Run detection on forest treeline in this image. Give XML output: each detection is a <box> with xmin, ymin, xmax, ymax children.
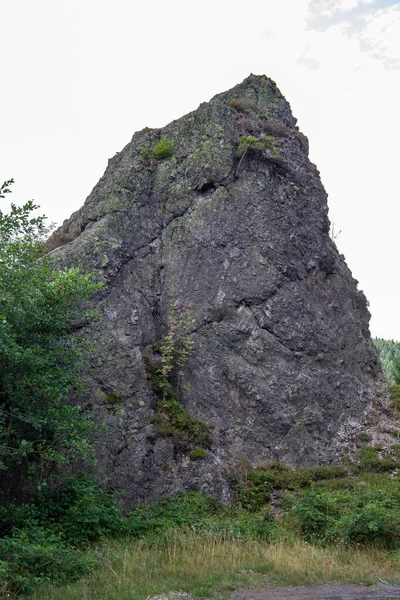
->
<box><xmin>374</xmin><ymin>337</ymin><xmax>400</xmax><ymax>383</ymax></box>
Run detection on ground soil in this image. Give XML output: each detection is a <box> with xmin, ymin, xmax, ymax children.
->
<box><xmin>228</xmin><ymin>582</ymin><xmax>400</xmax><ymax>600</ymax></box>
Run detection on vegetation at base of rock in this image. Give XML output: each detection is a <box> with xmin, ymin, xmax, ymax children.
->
<box><xmin>230</xmin><ymin>447</ymin><xmax>400</xmax><ymax>512</ymax></box>
<box><xmin>0</xmin><ymin>474</ymin><xmax>124</xmax><ymax>595</ymax></box>
<box><xmin>236</xmin><ymin>135</ymin><xmax>280</xmax><ymax>158</ymax></box>
<box><xmin>189</xmin><ymin>447</ymin><xmax>208</xmax><ymax>460</ymax></box>
<box><xmin>0</xmin><ymin>526</ymin><xmax>96</xmax><ymax>595</ymax></box>
<box><xmin>0</xmin><ymin>180</ymin><xmax>102</xmax><ymax>483</ymax></box>
<box><xmin>153</xmin><ymin>136</ymin><xmax>174</xmax><ymax>159</ymax></box>
<box><xmin>31</xmin><ymin>537</ymin><xmax>400</xmax><ymax>600</ymax></box>
<box><xmin>374</xmin><ymin>337</ymin><xmax>400</xmax><ymax>383</ymax></box>
<box><xmin>2</xmin><ymin>454</ymin><xmax>400</xmax><ymax>596</ymax></box>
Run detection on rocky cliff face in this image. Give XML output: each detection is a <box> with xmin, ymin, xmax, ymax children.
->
<box><xmin>49</xmin><ymin>74</ymin><xmax>384</xmax><ymax>505</ymax></box>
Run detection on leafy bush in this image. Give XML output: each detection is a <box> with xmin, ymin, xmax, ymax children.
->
<box><xmin>231</xmin><ymin>462</ymin><xmax>348</xmax><ymax>511</ymax></box>
<box><xmin>140</xmin><ymin>147</ymin><xmax>151</xmax><ymax>160</ymax></box>
<box><xmin>356</xmin><ymin>446</ymin><xmax>400</xmax><ymax>473</ymax></box>
<box><xmin>33</xmin><ymin>474</ymin><xmax>125</xmax><ymax>547</ymax></box>
<box><xmin>0</xmin><ymin>475</ymin><xmax>125</xmax><ymax>546</ymax></box>
<box><xmin>125</xmin><ymin>492</ymin><xmax>276</xmax><ymax>542</ymax></box>
<box><xmin>289</xmin><ymin>486</ymin><xmax>400</xmax><ymax>548</ymax></box>
<box><xmin>153</xmin><ymin>136</ymin><xmax>174</xmax><ymax>160</ymax></box>
<box><xmin>0</xmin><ymin>475</ymin><xmax>124</xmax><ymax>593</ymax></box>
<box><xmin>125</xmin><ymin>492</ymin><xmax>221</xmax><ymax>538</ymax></box>
<box><xmin>0</xmin><ymin>526</ymin><xmax>96</xmax><ymax>595</ymax></box>
<box><xmin>0</xmin><ymin>180</ymin><xmax>102</xmax><ymax>481</ymax></box>
<box><xmin>236</xmin><ymin>135</ymin><xmax>280</xmax><ymax>158</ymax></box>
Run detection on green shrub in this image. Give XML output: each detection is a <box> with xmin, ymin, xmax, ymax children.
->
<box><xmin>140</xmin><ymin>147</ymin><xmax>151</xmax><ymax>160</ymax></box>
<box><xmin>125</xmin><ymin>492</ymin><xmax>221</xmax><ymax>538</ymax></box>
<box><xmin>153</xmin><ymin>136</ymin><xmax>174</xmax><ymax>160</ymax></box>
<box><xmin>189</xmin><ymin>447</ymin><xmax>208</xmax><ymax>460</ymax></box>
<box><xmin>289</xmin><ymin>486</ymin><xmax>400</xmax><ymax>548</ymax></box>
<box><xmin>0</xmin><ymin>526</ymin><xmax>96</xmax><ymax>595</ymax></box>
<box><xmin>357</xmin><ymin>446</ymin><xmax>400</xmax><ymax>473</ymax></box>
<box><xmin>236</xmin><ymin>135</ymin><xmax>280</xmax><ymax>158</ymax></box>
<box><xmin>153</xmin><ymin>398</ymin><xmax>213</xmax><ymax>448</ymax></box>
<box><xmin>231</xmin><ymin>463</ymin><xmax>349</xmax><ymax>511</ymax></box>
<box><xmin>124</xmin><ymin>492</ymin><xmax>276</xmax><ymax>542</ymax></box>
<box><xmin>35</xmin><ymin>474</ymin><xmax>125</xmax><ymax>547</ymax></box>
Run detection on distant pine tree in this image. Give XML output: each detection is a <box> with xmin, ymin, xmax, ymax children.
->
<box><xmin>374</xmin><ymin>338</ymin><xmax>400</xmax><ymax>383</ymax></box>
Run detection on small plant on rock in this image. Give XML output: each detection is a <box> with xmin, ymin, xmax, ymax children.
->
<box><xmin>236</xmin><ymin>135</ymin><xmax>280</xmax><ymax>158</ymax></box>
<box><xmin>144</xmin><ymin>297</ymin><xmax>212</xmax><ymax>450</ymax></box>
<box><xmin>153</xmin><ymin>136</ymin><xmax>174</xmax><ymax>160</ymax></box>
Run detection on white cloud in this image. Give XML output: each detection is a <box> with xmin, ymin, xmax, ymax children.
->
<box><xmin>335</xmin><ymin>0</ymin><xmax>374</xmax><ymax>11</ymax></box>
<box><xmin>360</xmin><ymin>5</ymin><xmax>400</xmax><ymax>66</ymax></box>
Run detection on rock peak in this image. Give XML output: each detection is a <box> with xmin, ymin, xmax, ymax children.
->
<box><xmin>48</xmin><ymin>77</ymin><xmax>384</xmax><ymax>506</ymax></box>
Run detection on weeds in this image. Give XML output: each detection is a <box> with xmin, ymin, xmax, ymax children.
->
<box><xmin>32</xmin><ymin>535</ymin><xmax>400</xmax><ymax>600</ymax></box>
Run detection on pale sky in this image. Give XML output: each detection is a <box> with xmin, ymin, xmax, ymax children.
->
<box><xmin>1</xmin><ymin>0</ymin><xmax>399</xmax><ymax>339</ymax></box>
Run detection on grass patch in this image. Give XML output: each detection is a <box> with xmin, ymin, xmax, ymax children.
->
<box><xmin>32</xmin><ymin>535</ymin><xmax>400</xmax><ymax>600</ymax></box>
<box><xmin>3</xmin><ymin>453</ymin><xmax>400</xmax><ymax>596</ymax></box>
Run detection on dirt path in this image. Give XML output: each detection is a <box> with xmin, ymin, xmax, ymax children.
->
<box><xmin>228</xmin><ymin>582</ymin><xmax>400</xmax><ymax>600</ymax></box>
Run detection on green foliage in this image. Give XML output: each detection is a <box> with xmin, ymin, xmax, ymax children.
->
<box><xmin>0</xmin><ymin>181</ymin><xmax>102</xmax><ymax>477</ymax></box>
<box><xmin>391</xmin><ymin>385</ymin><xmax>400</xmax><ymax>412</ymax></box>
<box><xmin>0</xmin><ymin>474</ymin><xmax>125</xmax><ymax>545</ymax></box>
<box><xmin>151</xmin><ymin>398</ymin><xmax>212</xmax><ymax>447</ymax></box>
<box><xmin>0</xmin><ymin>474</ymin><xmax>123</xmax><ymax>594</ymax></box>
<box><xmin>231</xmin><ymin>461</ymin><xmax>349</xmax><ymax>511</ymax></box>
<box><xmin>189</xmin><ymin>447</ymin><xmax>208</xmax><ymax>460</ymax></box>
<box><xmin>0</xmin><ymin>526</ymin><xmax>96</xmax><ymax>595</ymax></box>
<box><xmin>125</xmin><ymin>491</ymin><xmax>276</xmax><ymax>542</ymax></box>
<box><xmin>236</xmin><ymin>135</ymin><xmax>280</xmax><ymax>158</ymax></box>
<box><xmin>392</xmin><ymin>357</ymin><xmax>400</xmax><ymax>385</ymax></box>
<box><xmin>125</xmin><ymin>492</ymin><xmax>220</xmax><ymax>538</ymax></box>
<box><xmin>153</xmin><ymin>136</ymin><xmax>174</xmax><ymax>160</ymax></box>
<box><xmin>140</xmin><ymin>147</ymin><xmax>151</xmax><ymax>160</ymax></box>
<box><xmin>374</xmin><ymin>337</ymin><xmax>400</xmax><ymax>383</ymax></box>
<box><xmin>35</xmin><ymin>474</ymin><xmax>125</xmax><ymax>547</ymax></box>
<box><xmin>144</xmin><ymin>298</ymin><xmax>212</xmax><ymax>450</ymax></box>
<box><xmin>356</xmin><ymin>446</ymin><xmax>400</xmax><ymax>473</ymax></box>
<box><xmin>288</xmin><ymin>484</ymin><xmax>400</xmax><ymax>548</ymax></box>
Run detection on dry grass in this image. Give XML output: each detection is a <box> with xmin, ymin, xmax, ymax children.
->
<box><xmin>32</xmin><ymin>531</ymin><xmax>400</xmax><ymax>600</ymax></box>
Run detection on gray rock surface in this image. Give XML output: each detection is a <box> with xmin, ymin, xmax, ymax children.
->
<box><xmin>48</xmin><ymin>74</ymin><xmax>386</xmax><ymax>506</ymax></box>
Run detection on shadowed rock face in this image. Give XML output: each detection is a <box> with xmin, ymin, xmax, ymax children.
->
<box><xmin>49</xmin><ymin>74</ymin><xmax>384</xmax><ymax>505</ymax></box>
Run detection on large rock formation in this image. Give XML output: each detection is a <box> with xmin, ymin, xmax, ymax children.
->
<box><xmin>49</xmin><ymin>74</ymin><xmax>384</xmax><ymax>506</ymax></box>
